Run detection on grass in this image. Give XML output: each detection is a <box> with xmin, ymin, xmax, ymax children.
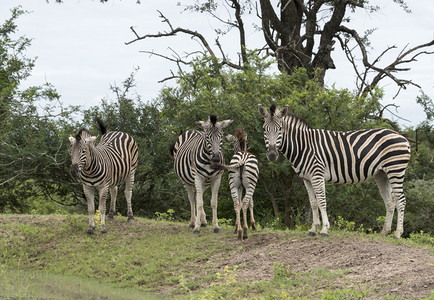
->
<box><xmin>0</xmin><ymin>214</ymin><xmax>432</xmax><ymax>299</ymax></box>
<box><xmin>0</xmin><ymin>268</ymin><xmax>158</xmax><ymax>300</ymax></box>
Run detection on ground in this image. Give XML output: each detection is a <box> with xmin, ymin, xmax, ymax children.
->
<box><xmin>1</xmin><ymin>215</ymin><xmax>433</xmax><ymax>299</ymax></box>
<box><xmin>210</xmin><ymin>231</ymin><xmax>434</xmax><ymax>299</ymax></box>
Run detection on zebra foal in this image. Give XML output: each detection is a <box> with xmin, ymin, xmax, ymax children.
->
<box><xmin>69</xmin><ymin>120</ymin><xmax>138</xmax><ymax>234</ymax></box>
<box><xmin>170</xmin><ymin>115</ymin><xmax>233</xmax><ymax>234</ymax></box>
<box><xmin>258</xmin><ymin>104</ymin><xmax>411</xmax><ymax>238</ymax></box>
<box><xmin>213</xmin><ymin>128</ymin><xmax>259</xmax><ymax>240</ymax></box>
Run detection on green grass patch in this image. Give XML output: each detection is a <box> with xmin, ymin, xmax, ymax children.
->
<box><xmin>0</xmin><ymin>268</ymin><xmax>161</xmax><ymax>299</ymax></box>
<box><xmin>0</xmin><ymin>214</ymin><xmax>432</xmax><ymax>299</ymax></box>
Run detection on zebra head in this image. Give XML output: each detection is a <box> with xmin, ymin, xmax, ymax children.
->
<box><xmin>68</xmin><ymin>128</ymin><xmax>93</xmax><ymax>179</ymax></box>
<box><xmin>225</xmin><ymin>128</ymin><xmax>247</xmax><ymax>153</ymax></box>
<box><xmin>196</xmin><ymin>115</ymin><xmax>233</xmax><ymax>164</ymax></box>
<box><xmin>258</xmin><ymin>104</ymin><xmax>288</xmax><ymax>161</ymax></box>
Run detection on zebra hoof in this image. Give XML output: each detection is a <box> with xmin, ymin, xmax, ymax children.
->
<box><xmin>87</xmin><ymin>228</ymin><xmax>94</xmax><ymax>235</ymax></box>
<box><xmin>189</xmin><ymin>224</ymin><xmax>195</xmax><ymax>229</ymax></box>
<box><xmin>243</xmin><ymin>235</ymin><xmax>248</xmax><ymax>240</ymax></box>
<box><xmin>107</xmin><ymin>216</ymin><xmax>114</xmax><ymax>221</ymax></box>
<box><xmin>201</xmin><ymin>223</ymin><xmax>207</xmax><ymax>228</ymax></box>
<box><xmin>214</xmin><ymin>228</ymin><xmax>221</xmax><ymax>234</ymax></box>
<box><xmin>127</xmin><ymin>218</ymin><xmax>135</xmax><ymax>223</ymax></box>
<box><xmin>308</xmin><ymin>231</ymin><xmax>316</xmax><ymax>236</ymax></box>
<box><xmin>192</xmin><ymin>230</ymin><xmax>200</xmax><ymax>235</ymax></box>
<box><xmin>320</xmin><ymin>232</ymin><xmax>329</xmax><ymax>237</ymax></box>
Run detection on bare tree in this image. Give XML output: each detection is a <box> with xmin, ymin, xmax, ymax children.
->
<box><xmin>126</xmin><ymin>0</ymin><xmax>433</xmax><ymax>98</ymax></box>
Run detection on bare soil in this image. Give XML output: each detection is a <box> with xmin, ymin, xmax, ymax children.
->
<box><xmin>1</xmin><ymin>215</ymin><xmax>433</xmax><ymax>299</ymax></box>
<box><xmin>210</xmin><ymin>231</ymin><xmax>434</xmax><ymax>299</ymax></box>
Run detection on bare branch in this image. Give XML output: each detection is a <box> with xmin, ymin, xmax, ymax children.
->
<box><xmin>126</xmin><ymin>11</ymin><xmax>216</xmax><ymax>58</ymax></box>
<box><xmin>215</xmin><ymin>38</ymin><xmax>243</xmax><ymax>70</ymax></box>
<box><xmin>339</xmin><ymin>25</ymin><xmax>434</xmax><ymax>97</ymax></box>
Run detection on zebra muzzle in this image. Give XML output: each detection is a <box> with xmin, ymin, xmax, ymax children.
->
<box><xmin>267</xmin><ymin>146</ymin><xmax>278</xmax><ymax>162</ymax></box>
<box><xmin>70</xmin><ymin>164</ymin><xmax>80</xmax><ymax>178</ymax></box>
<box><xmin>211</xmin><ymin>154</ymin><xmax>221</xmax><ymax>164</ymax></box>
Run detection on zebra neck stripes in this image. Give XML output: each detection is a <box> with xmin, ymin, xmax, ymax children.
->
<box><xmin>69</xmin><ymin>125</ymin><xmax>138</xmax><ymax>234</ymax></box>
<box><xmin>259</xmin><ymin>103</ymin><xmax>410</xmax><ymax>238</ymax></box>
<box><xmin>172</xmin><ymin>115</ymin><xmax>233</xmax><ymax>234</ymax></box>
<box><xmin>279</xmin><ymin>118</ymin><xmax>410</xmax><ymax>185</ymax></box>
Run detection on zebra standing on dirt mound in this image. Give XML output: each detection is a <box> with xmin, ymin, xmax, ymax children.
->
<box><xmin>69</xmin><ymin>119</ymin><xmax>139</xmax><ymax>234</ymax></box>
<box><xmin>213</xmin><ymin>128</ymin><xmax>259</xmax><ymax>240</ymax></box>
<box><xmin>258</xmin><ymin>104</ymin><xmax>411</xmax><ymax>238</ymax></box>
<box><xmin>170</xmin><ymin>115</ymin><xmax>233</xmax><ymax>234</ymax></box>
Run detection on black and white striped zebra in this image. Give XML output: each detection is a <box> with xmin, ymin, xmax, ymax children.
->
<box><xmin>258</xmin><ymin>104</ymin><xmax>411</xmax><ymax>238</ymax></box>
<box><xmin>214</xmin><ymin>128</ymin><xmax>259</xmax><ymax>240</ymax></box>
<box><xmin>170</xmin><ymin>115</ymin><xmax>233</xmax><ymax>234</ymax></box>
<box><xmin>69</xmin><ymin>120</ymin><xmax>139</xmax><ymax>234</ymax></box>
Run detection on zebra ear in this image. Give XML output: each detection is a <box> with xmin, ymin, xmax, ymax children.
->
<box><xmin>69</xmin><ymin>136</ymin><xmax>76</xmax><ymax>145</ymax></box>
<box><xmin>225</xmin><ymin>133</ymin><xmax>235</xmax><ymax>142</ymax></box>
<box><xmin>84</xmin><ymin>136</ymin><xmax>97</xmax><ymax>145</ymax></box>
<box><xmin>195</xmin><ymin>120</ymin><xmax>206</xmax><ymax>129</ymax></box>
<box><xmin>279</xmin><ymin>105</ymin><xmax>289</xmax><ymax>117</ymax></box>
<box><xmin>217</xmin><ymin>119</ymin><xmax>233</xmax><ymax>129</ymax></box>
<box><xmin>258</xmin><ymin>104</ymin><xmax>269</xmax><ymax>118</ymax></box>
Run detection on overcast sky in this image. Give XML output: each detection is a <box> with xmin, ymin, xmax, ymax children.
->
<box><xmin>1</xmin><ymin>0</ymin><xmax>433</xmax><ymax>127</ymax></box>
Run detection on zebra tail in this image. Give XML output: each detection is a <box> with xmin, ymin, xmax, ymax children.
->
<box><xmin>96</xmin><ymin>118</ymin><xmax>107</xmax><ymax>135</ymax></box>
<box><xmin>213</xmin><ymin>161</ymin><xmax>245</xmax><ymax>171</ymax></box>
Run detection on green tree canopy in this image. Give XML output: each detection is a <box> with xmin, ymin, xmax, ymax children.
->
<box><xmin>0</xmin><ymin>8</ymin><xmax>80</xmax><ymax>213</ymax></box>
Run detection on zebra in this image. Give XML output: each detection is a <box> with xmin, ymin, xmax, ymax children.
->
<box><xmin>258</xmin><ymin>104</ymin><xmax>411</xmax><ymax>238</ymax></box>
<box><xmin>69</xmin><ymin>119</ymin><xmax>139</xmax><ymax>234</ymax></box>
<box><xmin>170</xmin><ymin>115</ymin><xmax>233</xmax><ymax>234</ymax></box>
<box><xmin>213</xmin><ymin>128</ymin><xmax>259</xmax><ymax>240</ymax></box>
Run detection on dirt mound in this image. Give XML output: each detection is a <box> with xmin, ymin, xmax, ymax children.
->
<box><xmin>210</xmin><ymin>232</ymin><xmax>434</xmax><ymax>299</ymax></box>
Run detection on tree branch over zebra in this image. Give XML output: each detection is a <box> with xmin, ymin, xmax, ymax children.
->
<box><xmin>69</xmin><ymin>119</ymin><xmax>139</xmax><ymax>234</ymax></box>
<box><xmin>212</xmin><ymin>128</ymin><xmax>259</xmax><ymax>240</ymax></box>
<box><xmin>170</xmin><ymin>115</ymin><xmax>233</xmax><ymax>234</ymax></box>
<box><xmin>258</xmin><ymin>104</ymin><xmax>411</xmax><ymax>238</ymax></box>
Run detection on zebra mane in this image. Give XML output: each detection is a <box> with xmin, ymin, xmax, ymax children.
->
<box><xmin>234</xmin><ymin>128</ymin><xmax>246</xmax><ymax>151</ymax></box>
<box><xmin>269</xmin><ymin>104</ymin><xmax>309</xmax><ymax>127</ymax></box>
<box><xmin>269</xmin><ymin>104</ymin><xmax>277</xmax><ymax>116</ymax></box>
<box><xmin>96</xmin><ymin>118</ymin><xmax>107</xmax><ymax>135</ymax></box>
<box><xmin>210</xmin><ymin>115</ymin><xmax>217</xmax><ymax>126</ymax></box>
<box><xmin>75</xmin><ymin>128</ymin><xmax>91</xmax><ymax>143</ymax></box>
<box><xmin>287</xmin><ymin>112</ymin><xmax>309</xmax><ymax>128</ymax></box>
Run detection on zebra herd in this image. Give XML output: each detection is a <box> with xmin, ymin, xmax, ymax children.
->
<box><xmin>69</xmin><ymin>119</ymin><xmax>138</xmax><ymax>234</ymax></box>
<box><xmin>69</xmin><ymin>104</ymin><xmax>411</xmax><ymax>239</ymax></box>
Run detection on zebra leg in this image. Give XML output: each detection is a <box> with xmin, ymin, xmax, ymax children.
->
<box><xmin>193</xmin><ymin>179</ymin><xmax>206</xmax><ymax>234</ymax></box>
<box><xmin>312</xmin><ymin>178</ymin><xmax>329</xmax><ymax>237</ymax></box>
<box><xmin>108</xmin><ymin>186</ymin><xmax>118</xmax><ymax>220</ymax></box>
<box><xmin>303</xmin><ymin>180</ymin><xmax>321</xmax><ymax>236</ymax></box>
<box><xmin>184</xmin><ymin>184</ymin><xmax>197</xmax><ymax>229</ymax></box>
<box><xmin>98</xmin><ymin>186</ymin><xmax>109</xmax><ymax>234</ymax></box>
<box><xmin>83</xmin><ymin>185</ymin><xmax>96</xmax><ymax>234</ymax></box>
<box><xmin>200</xmin><ymin>184</ymin><xmax>208</xmax><ymax>227</ymax></box>
<box><xmin>231</xmin><ymin>184</ymin><xmax>242</xmax><ymax>239</ymax></box>
<box><xmin>233</xmin><ymin>186</ymin><xmax>243</xmax><ymax>235</ymax></box>
<box><xmin>233</xmin><ymin>196</ymin><xmax>242</xmax><ymax>239</ymax></box>
<box><xmin>374</xmin><ymin>172</ymin><xmax>394</xmax><ymax>236</ymax></box>
<box><xmin>245</xmin><ymin>185</ymin><xmax>256</xmax><ymax>230</ymax></box>
<box><xmin>242</xmin><ymin>197</ymin><xmax>249</xmax><ymax>240</ymax></box>
<box><xmin>249</xmin><ymin>199</ymin><xmax>256</xmax><ymax>231</ymax></box>
<box><xmin>210</xmin><ymin>176</ymin><xmax>222</xmax><ymax>233</ymax></box>
<box><xmin>391</xmin><ymin>180</ymin><xmax>407</xmax><ymax>239</ymax></box>
<box><xmin>125</xmin><ymin>172</ymin><xmax>135</xmax><ymax>223</ymax></box>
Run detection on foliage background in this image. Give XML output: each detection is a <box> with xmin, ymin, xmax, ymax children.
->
<box><xmin>1</xmin><ymin>8</ymin><xmax>433</xmax><ymax>237</ymax></box>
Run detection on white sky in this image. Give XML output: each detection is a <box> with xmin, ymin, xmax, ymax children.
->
<box><xmin>1</xmin><ymin>0</ymin><xmax>433</xmax><ymax>127</ymax></box>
